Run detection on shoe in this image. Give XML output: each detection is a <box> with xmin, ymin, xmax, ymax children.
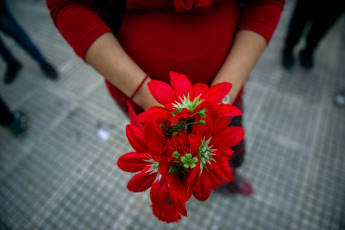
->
<box><xmin>282</xmin><ymin>47</ymin><xmax>294</xmax><ymax>69</ymax></box>
<box><xmin>334</xmin><ymin>91</ymin><xmax>345</xmax><ymax>108</ymax></box>
<box><xmin>3</xmin><ymin>60</ymin><xmax>22</xmax><ymax>84</ymax></box>
<box><xmin>299</xmin><ymin>48</ymin><xmax>314</xmax><ymax>69</ymax></box>
<box><xmin>5</xmin><ymin>111</ymin><xmax>28</xmax><ymax>136</ymax></box>
<box><xmin>39</xmin><ymin>61</ymin><xmax>58</xmax><ymax>80</ymax></box>
<box><xmin>222</xmin><ymin>174</ymin><xmax>253</xmax><ymax>196</ymax></box>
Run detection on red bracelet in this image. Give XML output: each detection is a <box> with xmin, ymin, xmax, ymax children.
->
<box><xmin>130</xmin><ymin>73</ymin><xmax>150</xmax><ymax>100</ymax></box>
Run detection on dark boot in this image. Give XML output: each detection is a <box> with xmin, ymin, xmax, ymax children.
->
<box><xmin>299</xmin><ymin>48</ymin><xmax>314</xmax><ymax>69</ymax></box>
<box><xmin>222</xmin><ymin>173</ymin><xmax>253</xmax><ymax>196</ymax></box>
<box><xmin>4</xmin><ymin>111</ymin><xmax>28</xmax><ymax>136</ymax></box>
<box><xmin>217</xmin><ymin>172</ymin><xmax>253</xmax><ymax>196</ymax></box>
<box><xmin>3</xmin><ymin>60</ymin><xmax>22</xmax><ymax>84</ymax></box>
<box><xmin>282</xmin><ymin>47</ymin><xmax>295</xmax><ymax>69</ymax></box>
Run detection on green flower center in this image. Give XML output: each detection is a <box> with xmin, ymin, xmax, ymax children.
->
<box><xmin>180</xmin><ymin>153</ymin><xmax>198</xmax><ymax>169</ymax></box>
<box><xmin>169</xmin><ymin>152</ymin><xmax>198</xmax><ymax>174</ymax></box>
<box><xmin>145</xmin><ymin>157</ymin><xmax>162</xmax><ymax>182</ymax></box>
<box><xmin>172</xmin><ymin>94</ymin><xmax>204</xmax><ymax>112</ymax></box>
<box><xmin>198</xmin><ymin>137</ymin><xmax>215</xmax><ymax>173</ymax></box>
<box><xmin>146</xmin><ymin>158</ymin><xmax>159</xmax><ymax>174</ymax></box>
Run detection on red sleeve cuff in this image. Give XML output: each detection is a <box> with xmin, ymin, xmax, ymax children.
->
<box><xmin>47</xmin><ymin>0</ymin><xmax>111</xmax><ymax>59</ymax></box>
<box><xmin>237</xmin><ymin>0</ymin><xmax>285</xmax><ymax>43</ymax></box>
<box><xmin>76</xmin><ymin>24</ymin><xmax>111</xmax><ymax>59</ymax></box>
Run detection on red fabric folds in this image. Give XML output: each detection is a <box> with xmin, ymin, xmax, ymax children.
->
<box><xmin>172</xmin><ymin>0</ymin><xmax>214</xmax><ymax>12</ymax></box>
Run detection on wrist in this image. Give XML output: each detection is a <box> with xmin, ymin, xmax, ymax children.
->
<box><xmin>132</xmin><ymin>77</ymin><xmax>160</xmax><ymax>110</ymax></box>
<box><xmin>130</xmin><ymin>73</ymin><xmax>150</xmax><ymax>100</ymax></box>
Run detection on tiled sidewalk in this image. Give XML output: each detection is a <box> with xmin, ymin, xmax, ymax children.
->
<box><xmin>0</xmin><ymin>1</ymin><xmax>344</xmax><ymax>230</ymax></box>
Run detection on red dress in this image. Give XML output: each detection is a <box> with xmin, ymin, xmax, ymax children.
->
<box><xmin>47</xmin><ymin>0</ymin><xmax>285</xmax><ymax>107</ymax></box>
<box><xmin>47</xmin><ymin>0</ymin><xmax>285</xmax><ymax>183</ymax></box>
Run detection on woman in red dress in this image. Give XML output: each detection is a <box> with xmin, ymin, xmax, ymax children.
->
<box><xmin>46</xmin><ymin>0</ymin><xmax>285</xmax><ymax>195</ymax></box>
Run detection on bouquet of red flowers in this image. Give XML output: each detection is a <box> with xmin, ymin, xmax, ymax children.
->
<box><xmin>117</xmin><ymin>72</ymin><xmax>244</xmax><ymax>223</ymax></box>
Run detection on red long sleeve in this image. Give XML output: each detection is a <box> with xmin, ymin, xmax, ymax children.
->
<box><xmin>238</xmin><ymin>0</ymin><xmax>285</xmax><ymax>43</ymax></box>
<box><xmin>47</xmin><ymin>0</ymin><xmax>285</xmax><ymax>59</ymax></box>
<box><xmin>46</xmin><ymin>0</ymin><xmax>111</xmax><ymax>59</ymax></box>
<box><xmin>46</xmin><ymin>0</ymin><xmax>285</xmax><ymax>108</ymax></box>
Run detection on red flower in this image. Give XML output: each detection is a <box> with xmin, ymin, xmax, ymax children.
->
<box><xmin>150</xmin><ymin>178</ymin><xmax>187</xmax><ymax>223</ymax></box>
<box><xmin>191</xmin><ymin>116</ymin><xmax>245</xmax><ymax>201</ymax></box>
<box><xmin>117</xmin><ymin>73</ymin><xmax>246</xmax><ymax>223</ymax></box>
<box><xmin>117</xmin><ymin>103</ymin><xmax>162</xmax><ymax>192</ymax></box>
<box><xmin>146</xmin><ymin>118</ymin><xmax>200</xmax><ymax>200</ymax></box>
<box><xmin>138</xmin><ymin>71</ymin><xmax>242</xmax><ymax>123</ymax></box>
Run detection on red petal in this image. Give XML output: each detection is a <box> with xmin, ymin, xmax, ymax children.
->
<box><xmin>209</xmin><ymin>162</ymin><xmax>233</xmax><ymax>184</ymax></box>
<box><xmin>150</xmin><ymin>179</ymin><xmax>184</xmax><ymax>223</ymax></box>
<box><xmin>182</xmin><ymin>166</ymin><xmax>200</xmax><ymax>199</ymax></box>
<box><xmin>150</xmin><ymin>179</ymin><xmax>168</xmax><ymax>207</ymax></box>
<box><xmin>213</xmin><ymin>147</ymin><xmax>234</xmax><ymax>162</ymax></box>
<box><xmin>209</xmin><ymin>104</ymin><xmax>242</xmax><ymax>118</ymax></box>
<box><xmin>202</xmin><ymin>82</ymin><xmax>232</xmax><ymax>104</ymax></box>
<box><xmin>212</xmin><ymin>126</ymin><xmax>245</xmax><ymax>147</ymax></box>
<box><xmin>159</xmin><ymin>161</ymin><xmax>188</xmax><ymax>200</ymax></box>
<box><xmin>219</xmin><ymin>161</ymin><xmax>233</xmax><ymax>182</ymax></box>
<box><xmin>207</xmin><ymin>170</ymin><xmax>223</xmax><ymax>189</ymax></box>
<box><xmin>126</xmin><ymin>125</ymin><xmax>148</xmax><ymax>153</ymax></box>
<box><xmin>144</xmin><ymin>115</ymin><xmax>164</xmax><ymax>143</ymax></box>
<box><xmin>162</xmin><ymin>108</ymin><xmax>191</xmax><ymax>123</ymax></box>
<box><xmin>148</xmin><ymin>80</ymin><xmax>176</xmax><ymax>105</ymax></box>
<box><xmin>151</xmin><ymin>204</ymin><xmax>182</xmax><ymax>223</ymax></box>
<box><xmin>137</xmin><ymin>106</ymin><xmax>167</xmax><ymax>123</ymax></box>
<box><xmin>189</xmin><ymin>83</ymin><xmax>209</xmax><ymax>100</ymax></box>
<box><xmin>127</xmin><ymin>166</ymin><xmax>156</xmax><ymax>192</ymax></box>
<box><xmin>146</xmin><ymin>137</ymin><xmax>164</xmax><ymax>162</ymax></box>
<box><xmin>117</xmin><ymin>152</ymin><xmax>149</xmax><ymax>173</ymax></box>
<box><xmin>170</xmin><ymin>71</ymin><xmax>192</xmax><ymax>96</ymax></box>
<box><xmin>193</xmin><ymin>173</ymin><xmax>212</xmax><ymax>201</ymax></box>
<box><xmin>144</xmin><ymin>116</ymin><xmax>165</xmax><ymax>161</ymax></box>
<box><xmin>169</xmin><ymin>190</ymin><xmax>187</xmax><ymax>217</ymax></box>
<box><xmin>191</xmin><ymin>116</ymin><xmax>214</xmax><ymax>137</ymax></box>
<box><xmin>127</xmin><ymin>101</ymin><xmax>143</xmax><ymax>130</ymax></box>
<box><xmin>212</xmin><ymin>116</ymin><xmax>231</xmax><ymax>135</ymax></box>
<box><xmin>188</xmin><ymin>133</ymin><xmax>202</xmax><ymax>154</ymax></box>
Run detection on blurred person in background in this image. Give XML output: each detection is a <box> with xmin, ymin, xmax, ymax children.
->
<box><xmin>0</xmin><ymin>95</ymin><xmax>27</xmax><ymax>136</ymax></box>
<box><xmin>0</xmin><ymin>0</ymin><xmax>58</xmax><ymax>84</ymax></box>
<box><xmin>46</xmin><ymin>0</ymin><xmax>285</xmax><ymax>195</ymax></box>
<box><xmin>282</xmin><ymin>0</ymin><xmax>345</xmax><ymax>70</ymax></box>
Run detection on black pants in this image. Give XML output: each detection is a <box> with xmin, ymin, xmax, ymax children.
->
<box><xmin>0</xmin><ymin>96</ymin><xmax>14</xmax><ymax>126</ymax></box>
<box><xmin>0</xmin><ymin>1</ymin><xmax>45</xmax><ymax>63</ymax></box>
<box><xmin>284</xmin><ymin>0</ymin><xmax>345</xmax><ymax>51</ymax></box>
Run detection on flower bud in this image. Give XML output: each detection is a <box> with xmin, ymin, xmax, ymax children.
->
<box><xmin>173</xmin><ymin>151</ymin><xmax>180</xmax><ymax>158</ymax></box>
